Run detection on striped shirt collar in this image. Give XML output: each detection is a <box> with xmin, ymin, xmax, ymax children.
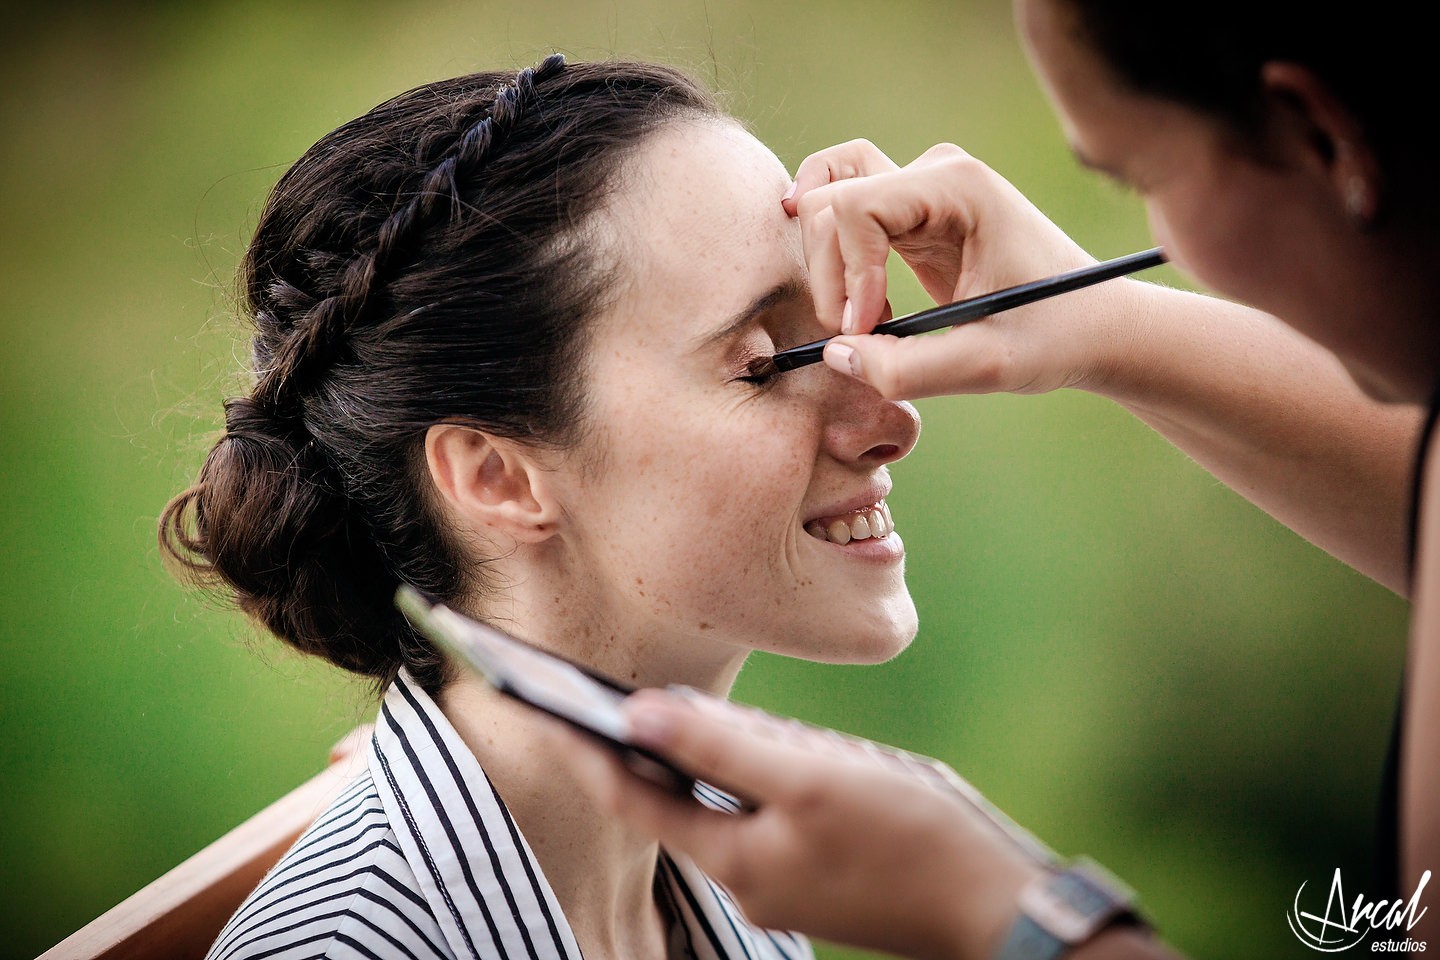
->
<box><xmin>368</xmin><ymin>671</ymin><xmax>809</xmax><ymax>960</ymax></box>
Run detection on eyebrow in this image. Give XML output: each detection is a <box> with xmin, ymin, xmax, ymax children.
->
<box><xmin>693</xmin><ymin>279</ymin><xmax>809</xmax><ymax>353</ymax></box>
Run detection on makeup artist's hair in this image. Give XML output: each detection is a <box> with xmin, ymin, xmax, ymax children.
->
<box><xmin>160</xmin><ymin>56</ymin><xmax>718</xmax><ymax>695</ymax></box>
<box><xmin>1058</xmin><ymin>1</ymin><xmax>1423</xmax><ymax>191</ymax></box>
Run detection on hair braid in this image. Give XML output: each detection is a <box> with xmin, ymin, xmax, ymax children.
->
<box><xmin>254</xmin><ymin>54</ymin><xmax>569</xmax><ymax>418</ymax></box>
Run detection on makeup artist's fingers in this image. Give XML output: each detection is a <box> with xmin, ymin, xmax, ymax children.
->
<box><xmin>795</xmin><ymin>199</ymin><xmax>901</xmax><ymax>332</ymax></box>
<box><xmin>621</xmin><ymin>690</ymin><xmax>827</xmax><ymax>800</ymax></box>
<box><xmin>786</xmin><ymin>140</ymin><xmax>910</xmax><ymax>330</ymax></box>
<box><xmin>783</xmin><ymin>138</ymin><xmax>901</xmax><ymax>218</ymax></box>
<box><xmin>666</xmin><ymin>687</ymin><xmax>905</xmax><ymax>768</ymax></box>
<box><xmin>797</xmin><ymin>149</ymin><xmax>987</xmax><ymax>335</ymax></box>
<box><xmin>559</xmin><ymin>692</ymin><xmax>1050</xmax><ymax>959</ymax></box>
<box><xmin>542</xmin><ymin>719</ymin><xmax>745</xmax><ymax>867</ymax></box>
<box><xmin>826</xmin><ymin>176</ymin><xmax>923</xmax><ymax>333</ymax></box>
<box><xmin>797</xmin><ymin>167</ymin><xmax>956</xmax><ymax>335</ymax></box>
<box><xmin>798</xmin><ymin>143</ymin><xmax>1103</xmax><ymax>343</ymax></box>
<box><xmin>885</xmin><ymin>143</ymin><xmax>1097</xmax><ymax>298</ymax></box>
<box><xmin>798</xmin><ymin>203</ymin><xmax>851</xmax><ymax>329</ymax></box>
<box><xmin>819</xmin><ymin>274</ymin><xmax>1135</xmax><ymax>400</ymax></box>
<box><xmin>829</xmin><ymin>313</ymin><xmax>1065</xmax><ymax>400</ymax></box>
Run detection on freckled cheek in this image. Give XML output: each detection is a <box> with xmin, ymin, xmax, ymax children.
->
<box><xmin>628</xmin><ymin>418</ymin><xmax>818</xmax><ymax>595</ymax></box>
<box><xmin>581</xmin><ymin>372</ymin><xmax>821</xmax><ymax>566</ymax></box>
<box><xmin>680</xmin><ymin>423</ymin><xmax>814</xmax><ymax>538</ymax></box>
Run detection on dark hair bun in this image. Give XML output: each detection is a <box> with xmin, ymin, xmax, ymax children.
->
<box><xmin>161</xmin><ymin>396</ymin><xmax>428</xmax><ymax>684</ymax></box>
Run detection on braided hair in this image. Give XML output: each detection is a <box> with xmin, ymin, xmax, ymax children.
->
<box><xmin>161</xmin><ymin>56</ymin><xmax>718</xmax><ymax>694</ymax></box>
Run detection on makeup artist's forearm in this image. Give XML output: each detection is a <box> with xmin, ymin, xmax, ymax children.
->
<box><xmin>1094</xmin><ymin>283</ymin><xmax>1418</xmax><ymax>596</ymax></box>
<box><xmin>929</xmin><ymin>911</ymin><xmax>1183</xmax><ymax>960</ymax></box>
<box><xmin>1402</xmin><ymin>438</ymin><xmax>1440</xmax><ymax>923</ymax></box>
<box><xmin>1067</xmin><ymin>929</ymin><xmax>1187</xmax><ymax>960</ymax></box>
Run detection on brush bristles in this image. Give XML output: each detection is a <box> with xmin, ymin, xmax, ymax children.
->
<box><xmin>745</xmin><ymin>355</ymin><xmax>779</xmax><ymax>379</ymax></box>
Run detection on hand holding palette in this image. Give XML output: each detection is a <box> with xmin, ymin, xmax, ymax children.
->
<box><xmin>394</xmin><ymin>584</ymin><xmax>743</xmax><ymax>809</ymax></box>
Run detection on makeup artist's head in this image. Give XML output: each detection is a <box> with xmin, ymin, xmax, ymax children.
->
<box><xmin>161</xmin><ymin>56</ymin><xmax>920</xmax><ymax>696</ymax></box>
<box><xmin>1016</xmin><ymin>0</ymin><xmax>1440</xmax><ymax>402</ymax></box>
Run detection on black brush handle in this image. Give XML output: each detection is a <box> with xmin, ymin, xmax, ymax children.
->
<box><xmin>771</xmin><ymin>247</ymin><xmax>1167</xmax><ymax>372</ymax></box>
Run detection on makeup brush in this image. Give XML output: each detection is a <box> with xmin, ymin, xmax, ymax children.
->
<box><xmin>748</xmin><ymin>247</ymin><xmax>1167</xmax><ymax>377</ymax></box>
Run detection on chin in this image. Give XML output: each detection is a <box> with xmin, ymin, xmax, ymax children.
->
<box><xmin>839</xmin><ymin>635</ymin><xmax>915</xmax><ymax>665</ymax></box>
<box><xmin>810</xmin><ymin>598</ymin><xmax>920</xmax><ymax>665</ymax></box>
<box><xmin>1340</xmin><ymin>358</ymin><xmax>1426</xmax><ymax>405</ymax></box>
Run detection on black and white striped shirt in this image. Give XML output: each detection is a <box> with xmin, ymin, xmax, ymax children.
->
<box><xmin>207</xmin><ymin>672</ymin><xmax>813</xmax><ymax>960</ymax></box>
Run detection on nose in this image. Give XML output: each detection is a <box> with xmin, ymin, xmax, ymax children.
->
<box><xmin>818</xmin><ymin>366</ymin><xmax>921</xmax><ymax>466</ymax></box>
<box><xmin>1145</xmin><ymin>204</ymin><xmax>1176</xmax><ymax>269</ymax></box>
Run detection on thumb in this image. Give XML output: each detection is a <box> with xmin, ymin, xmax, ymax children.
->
<box><xmin>544</xmin><ymin>718</ymin><xmax>741</xmax><ymax>863</ymax></box>
<box><xmin>821</xmin><ymin>325</ymin><xmax>1018</xmax><ymax>400</ymax></box>
<box><xmin>623</xmin><ymin>690</ymin><xmax>830</xmax><ymax>803</ymax></box>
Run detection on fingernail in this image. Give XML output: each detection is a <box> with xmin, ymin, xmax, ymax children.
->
<box><xmin>623</xmin><ymin>702</ymin><xmax>675</xmax><ymax>745</ymax></box>
<box><xmin>781</xmin><ymin>180</ymin><xmax>796</xmax><ymax>204</ymax></box>
<box><xmin>841</xmin><ymin>299</ymin><xmax>856</xmax><ymax>335</ymax></box>
<box><xmin>824</xmin><ymin>341</ymin><xmax>863</xmax><ymax>379</ymax></box>
<box><xmin>664</xmin><ymin>684</ymin><xmax>729</xmax><ymax>720</ymax></box>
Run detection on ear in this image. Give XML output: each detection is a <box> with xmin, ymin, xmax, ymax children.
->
<box><xmin>424</xmin><ymin>424</ymin><xmax>563</xmax><ymax>544</ymax></box>
<box><xmin>1261</xmin><ymin>61</ymin><xmax>1383</xmax><ymax>223</ymax></box>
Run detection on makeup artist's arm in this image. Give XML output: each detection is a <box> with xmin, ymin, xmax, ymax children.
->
<box><xmin>549</xmin><ymin>689</ymin><xmax>1182</xmax><ymax>960</ymax></box>
<box><xmin>784</xmin><ymin>140</ymin><xmax>1419</xmax><ymax>595</ymax></box>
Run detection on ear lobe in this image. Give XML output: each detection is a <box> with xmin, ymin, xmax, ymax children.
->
<box><xmin>1261</xmin><ymin>61</ymin><xmax>1383</xmax><ymax>224</ymax></box>
<box><xmin>424</xmin><ymin>424</ymin><xmax>562</xmax><ymax>544</ymax></box>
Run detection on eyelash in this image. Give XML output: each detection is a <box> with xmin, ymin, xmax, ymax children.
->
<box><xmin>730</xmin><ymin>342</ymin><xmax>782</xmax><ymax>388</ymax></box>
<box><xmin>732</xmin><ymin>369</ymin><xmax>779</xmax><ymax>389</ymax></box>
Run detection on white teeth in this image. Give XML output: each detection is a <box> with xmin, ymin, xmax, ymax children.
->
<box><xmin>868</xmin><ymin>508</ymin><xmax>886</xmax><ymax>536</ymax></box>
<box><xmin>805</xmin><ymin>501</ymin><xmax>894</xmax><ymax>544</ymax></box>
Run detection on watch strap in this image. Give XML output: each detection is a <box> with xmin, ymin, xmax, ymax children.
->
<box><xmin>994</xmin><ymin>858</ymin><xmax>1144</xmax><ymax>960</ymax></box>
<box><xmin>996</xmin><ymin>911</ymin><xmax>1071</xmax><ymax>960</ymax></box>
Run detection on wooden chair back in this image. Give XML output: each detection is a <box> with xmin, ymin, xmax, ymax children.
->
<box><xmin>39</xmin><ymin>726</ymin><xmax>372</xmax><ymax>960</ymax></box>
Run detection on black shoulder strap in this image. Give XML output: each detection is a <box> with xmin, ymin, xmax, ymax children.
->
<box><xmin>1406</xmin><ymin>388</ymin><xmax>1440</xmax><ymax>580</ymax></box>
<box><xmin>1378</xmin><ymin>384</ymin><xmax>1440</xmax><ymax>899</ymax></box>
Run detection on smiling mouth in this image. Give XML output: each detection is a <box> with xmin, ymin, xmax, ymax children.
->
<box><xmin>803</xmin><ymin>501</ymin><xmax>894</xmax><ymax>545</ymax></box>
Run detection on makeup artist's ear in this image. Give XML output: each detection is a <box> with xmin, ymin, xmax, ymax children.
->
<box><xmin>1261</xmin><ymin>62</ymin><xmax>1383</xmax><ymax>223</ymax></box>
<box><xmin>424</xmin><ymin>424</ymin><xmax>563</xmax><ymax>543</ymax></box>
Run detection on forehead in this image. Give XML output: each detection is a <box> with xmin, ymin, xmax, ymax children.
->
<box><xmin>602</xmin><ymin>119</ymin><xmax>800</xmax><ymax>342</ymax></box>
<box><xmin>1028</xmin><ymin>5</ymin><xmax>1236</xmax><ymax>182</ymax></box>
<box><xmin>1016</xmin><ymin>0</ymin><xmax>1106</xmax><ymax>134</ymax></box>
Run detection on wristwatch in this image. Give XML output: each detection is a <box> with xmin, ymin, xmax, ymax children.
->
<box><xmin>994</xmin><ymin>857</ymin><xmax>1146</xmax><ymax>960</ymax></box>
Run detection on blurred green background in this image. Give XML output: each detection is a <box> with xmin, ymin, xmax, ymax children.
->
<box><xmin>0</xmin><ymin>2</ymin><xmax>1410</xmax><ymax>958</ymax></box>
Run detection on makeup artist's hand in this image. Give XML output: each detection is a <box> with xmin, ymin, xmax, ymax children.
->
<box><xmin>784</xmin><ymin>140</ymin><xmax>1145</xmax><ymax>399</ymax></box>
<box><xmin>784</xmin><ymin>139</ymin><xmax>1418</xmax><ymax>596</ymax></box>
<box><xmin>547</xmin><ymin>688</ymin><xmax>1051</xmax><ymax>960</ymax></box>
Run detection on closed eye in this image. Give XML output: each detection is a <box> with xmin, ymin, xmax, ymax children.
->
<box><xmin>734</xmin><ymin>370</ymin><xmax>778</xmax><ymax>387</ymax></box>
<box><xmin>730</xmin><ymin>350</ymin><xmax>781</xmax><ymax>388</ymax></box>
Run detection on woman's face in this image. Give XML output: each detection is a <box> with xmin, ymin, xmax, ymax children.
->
<box><xmin>1014</xmin><ymin>0</ymin><xmax>1425</xmax><ymax>400</ymax></box>
<box><xmin>541</xmin><ymin>120</ymin><xmax>921</xmax><ymax>683</ymax></box>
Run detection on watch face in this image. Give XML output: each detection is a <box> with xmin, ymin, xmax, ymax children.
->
<box><xmin>1021</xmin><ymin>880</ymin><xmax>1099</xmax><ymax>943</ymax></box>
<box><xmin>1019</xmin><ymin>862</ymin><xmax>1137</xmax><ymax>943</ymax></box>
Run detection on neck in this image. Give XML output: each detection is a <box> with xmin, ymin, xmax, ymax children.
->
<box><xmin>439</xmin><ymin>554</ymin><xmax>748</xmax><ymax>958</ymax></box>
<box><xmin>1294</xmin><ymin>225</ymin><xmax>1440</xmax><ymax>403</ymax></box>
<box><xmin>438</xmin><ymin>679</ymin><xmax>676</xmax><ymax>958</ymax></box>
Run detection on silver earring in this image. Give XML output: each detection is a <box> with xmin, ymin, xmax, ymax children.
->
<box><xmin>1345</xmin><ymin>177</ymin><xmax>1371</xmax><ymax>221</ymax></box>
